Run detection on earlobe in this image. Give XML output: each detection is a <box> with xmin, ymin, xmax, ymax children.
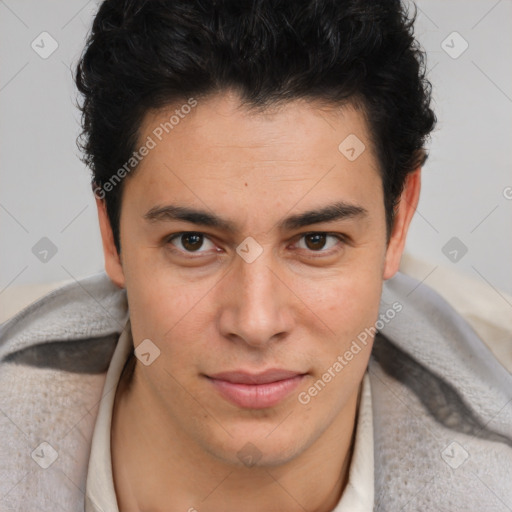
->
<box><xmin>382</xmin><ymin>168</ymin><xmax>421</xmax><ymax>280</ymax></box>
<box><xmin>95</xmin><ymin>195</ymin><xmax>126</xmax><ymax>289</ymax></box>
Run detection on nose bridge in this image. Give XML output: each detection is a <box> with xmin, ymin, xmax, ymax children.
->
<box><xmin>221</xmin><ymin>246</ymin><xmax>291</xmax><ymax>346</ymax></box>
<box><xmin>240</xmin><ymin>251</ymin><xmax>276</xmax><ymax>306</ymax></box>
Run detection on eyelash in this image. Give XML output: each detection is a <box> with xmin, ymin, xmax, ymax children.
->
<box><xmin>165</xmin><ymin>231</ymin><xmax>347</xmax><ymax>258</ymax></box>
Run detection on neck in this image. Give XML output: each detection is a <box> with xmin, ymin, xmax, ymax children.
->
<box><xmin>111</xmin><ymin>362</ymin><xmax>361</xmax><ymax>512</ymax></box>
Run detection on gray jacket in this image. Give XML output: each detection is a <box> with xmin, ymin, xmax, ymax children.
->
<box><xmin>1</xmin><ymin>271</ymin><xmax>511</xmax><ymax>511</ymax></box>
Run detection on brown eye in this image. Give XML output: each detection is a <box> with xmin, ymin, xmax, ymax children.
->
<box><xmin>181</xmin><ymin>233</ymin><xmax>204</xmax><ymax>251</ymax></box>
<box><xmin>304</xmin><ymin>233</ymin><xmax>327</xmax><ymax>250</ymax></box>
<box><xmin>168</xmin><ymin>232</ymin><xmax>215</xmax><ymax>253</ymax></box>
<box><xmin>295</xmin><ymin>232</ymin><xmax>344</xmax><ymax>254</ymax></box>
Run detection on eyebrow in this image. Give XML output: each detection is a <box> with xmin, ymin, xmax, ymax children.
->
<box><xmin>144</xmin><ymin>201</ymin><xmax>368</xmax><ymax>232</ymax></box>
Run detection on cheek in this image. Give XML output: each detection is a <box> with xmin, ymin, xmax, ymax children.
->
<box><xmin>298</xmin><ymin>271</ymin><xmax>383</xmax><ymax>401</ymax></box>
<box><xmin>127</xmin><ymin>277</ymin><xmax>211</xmax><ymax>348</ymax></box>
<box><xmin>121</xmin><ymin>248</ymin><xmax>208</xmax><ymax>346</ymax></box>
<box><xmin>302</xmin><ymin>257</ymin><xmax>384</xmax><ymax>335</ymax></box>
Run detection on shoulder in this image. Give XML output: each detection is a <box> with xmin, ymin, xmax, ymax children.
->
<box><xmin>372</xmin><ymin>272</ymin><xmax>512</xmax><ymax>509</ymax></box>
<box><xmin>0</xmin><ymin>272</ymin><xmax>128</xmax><ymax>508</ymax></box>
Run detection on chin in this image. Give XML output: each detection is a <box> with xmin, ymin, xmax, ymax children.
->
<box><xmin>200</xmin><ymin>422</ymin><xmax>314</xmax><ymax>469</ymax></box>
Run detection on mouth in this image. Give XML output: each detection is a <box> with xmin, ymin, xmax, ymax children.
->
<box><xmin>206</xmin><ymin>369</ymin><xmax>306</xmax><ymax>409</ymax></box>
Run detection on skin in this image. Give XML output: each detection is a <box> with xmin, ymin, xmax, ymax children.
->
<box><xmin>97</xmin><ymin>90</ymin><xmax>421</xmax><ymax>512</ymax></box>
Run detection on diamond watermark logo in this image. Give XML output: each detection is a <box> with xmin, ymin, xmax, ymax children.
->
<box><xmin>441</xmin><ymin>441</ymin><xmax>469</xmax><ymax>469</ymax></box>
<box><xmin>237</xmin><ymin>442</ymin><xmax>263</xmax><ymax>467</ymax></box>
<box><xmin>32</xmin><ymin>237</ymin><xmax>58</xmax><ymax>263</ymax></box>
<box><xmin>31</xmin><ymin>441</ymin><xmax>58</xmax><ymax>469</ymax></box>
<box><xmin>31</xmin><ymin>32</ymin><xmax>59</xmax><ymax>59</ymax></box>
<box><xmin>442</xmin><ymin>237</ymin><xmax>468</xmax><ymax>263</ymax></box>
<box><xmin>441</xmin><ymin>31</ymin><xmax>468</xmax><ymax>59</ymax></box>
<box><xmin>135</xmin><ymin>338</ymin><xmax>161</xmax><ymax>366</ymax></box>
<box><xmin>236</xmin><ymin>236</ymin><xmax>263</xmax><ymax>263</ymax></box>
<box><xmin>338</xmin><ymin>134</ymin><xmax>366</xmax><ymax>161</ymax></box>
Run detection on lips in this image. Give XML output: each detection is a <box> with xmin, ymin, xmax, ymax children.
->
<box><xmin>207</xmin><ymin>369</ymin><xmax>306</xmax><ymax>409</ymax></box>
<box><xmin>210</xmin><ymin>369</ymin><xmax>302</xmax><ymax>385</ymax></box>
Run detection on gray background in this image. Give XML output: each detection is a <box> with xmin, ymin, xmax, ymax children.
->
<box><xmin>1</xmin><ymin>0</ymin><xmax>511</xmax><ymax>300</ymax></box>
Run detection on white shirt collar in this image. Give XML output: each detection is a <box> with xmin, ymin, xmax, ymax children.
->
<box><xmin>85</xmin><ymin>324</ymin><xmax>374</xmax><ymax>512</ymax></box>
<box><xmin>85</xmin><ymin>322</ymin><xmax>132</xmax><ymax>512</ymax></box>
<box><xmin>332</xmin><ymin>371</ymin><xmax>374</xmax><ymax>511</ymax></box>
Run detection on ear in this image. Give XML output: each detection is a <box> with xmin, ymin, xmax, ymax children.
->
<box><xmin>382</xmin><ymin>168</ymin><xmax>421</xmax><ymax>280</ymax></box>
<box><xmin>95</xmin><ymin>195</ymin><xmax>126</xmax><ymax>288</ymax></box>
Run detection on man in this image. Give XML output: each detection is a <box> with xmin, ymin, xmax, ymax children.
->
<box><xmin>1</xmin><ymin>0</ymin><xmax>511</xmax><ymax>511</ymax></box>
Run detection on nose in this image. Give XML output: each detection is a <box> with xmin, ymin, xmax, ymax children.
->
<box><xmin>217</xmin><ymin>248</ymin><xmax>294</xmax><ymax>348</ymax></box>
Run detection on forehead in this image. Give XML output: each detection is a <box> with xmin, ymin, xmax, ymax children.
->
<box><xmin>139</xmin><ymin>92</ymin><xmax>375</xmax><ymax>165</ymax></box>
<box><xmin>124</xmin><ymin>92</ymin><xmax>382</xmax><ymax>222</ymax></box>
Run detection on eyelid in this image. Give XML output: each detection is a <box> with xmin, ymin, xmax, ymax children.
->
<box><xmin>165</xmin><ymin>231</ymin><xmax>347</xmax><ymax>257</ymax></box>
<box><xmin>291</xmin><ymin>232</ymin><xmax>347</xmax><ymax>254</ymax></box>
<box><xmin>166</xmin><ymin>232</ymin><xmax>217</xmax><ymax>254</ymax></box>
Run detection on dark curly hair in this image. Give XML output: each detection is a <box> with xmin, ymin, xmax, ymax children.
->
<box><xmin>75</xmin><ymin>0</ymin><xmax>436</xmax><ymax>253</ymax></box>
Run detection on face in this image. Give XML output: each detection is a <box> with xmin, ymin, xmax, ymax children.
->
<box><xmin>99</xmin><ymin>90</ymin><xmax>418</xmax><ymax>467</ymax></box>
